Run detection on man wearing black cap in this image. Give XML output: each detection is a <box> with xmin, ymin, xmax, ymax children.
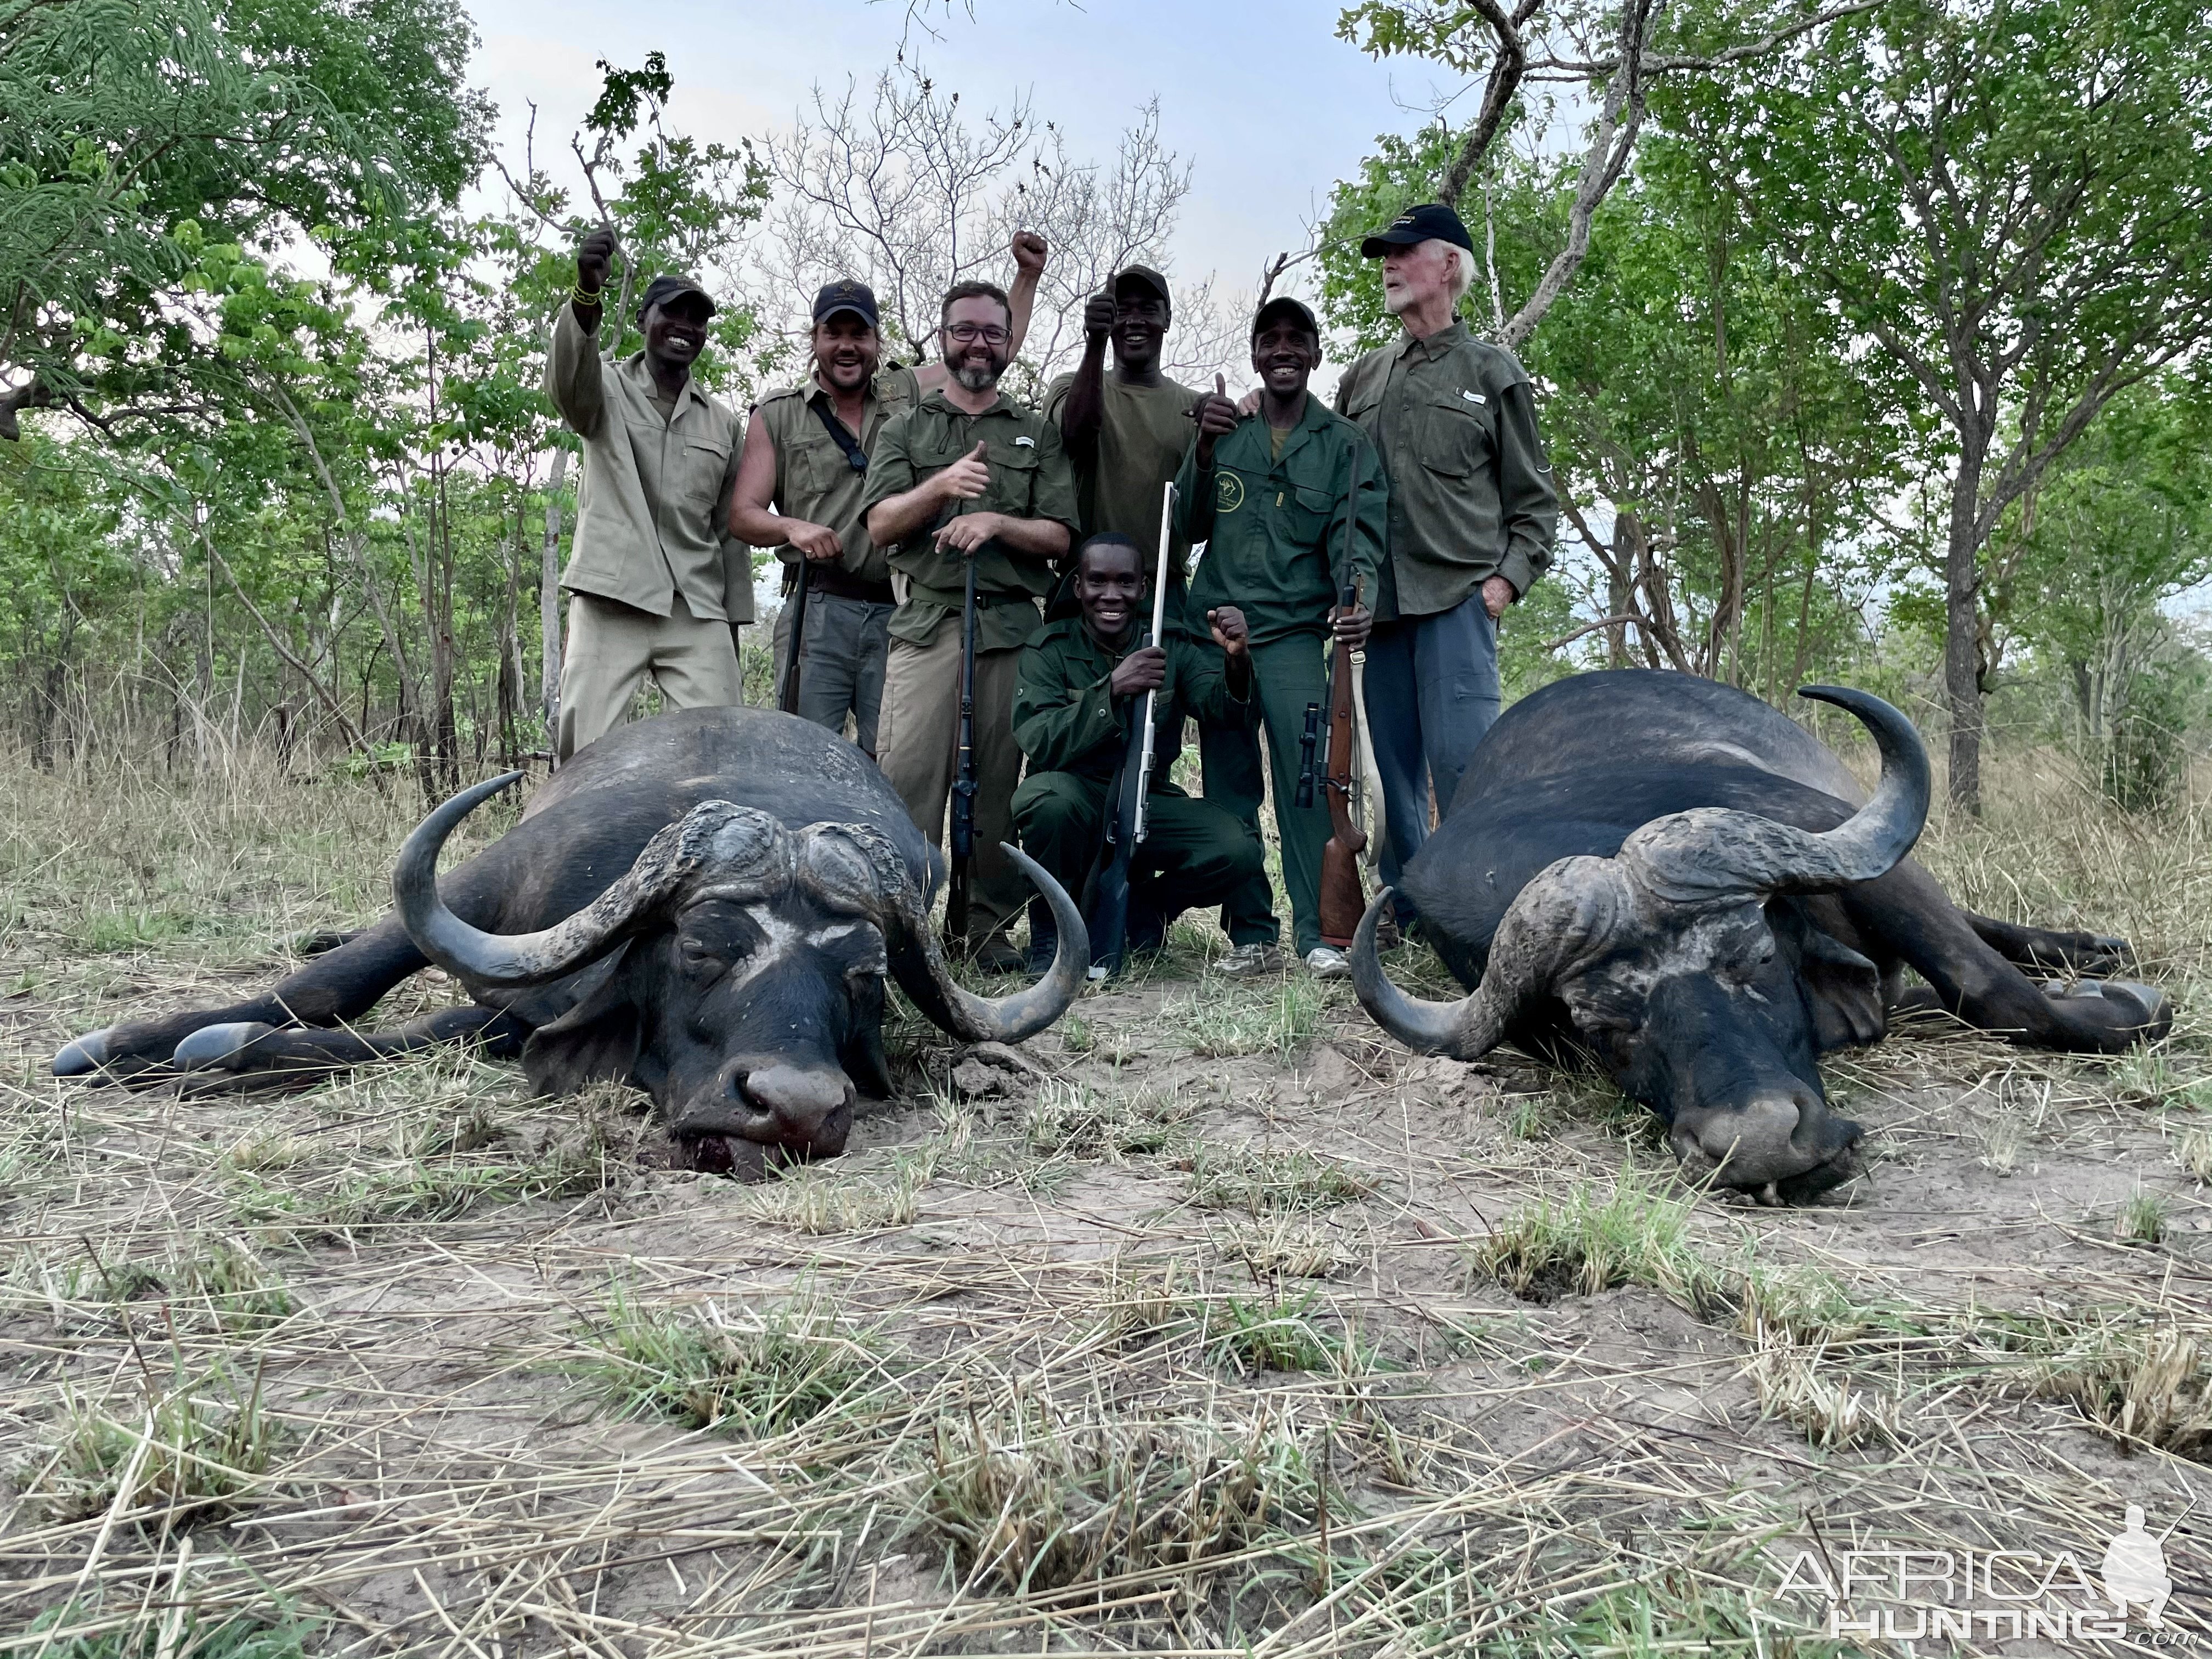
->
<box><xmin>1175</xmin><ymin>295</ymin><xmax>1386</xmax><ymax>978</ymax></box>
<box><xmin>1334</xmin><ymin>202</ymin><xmax>1558</xmax><ymax>909</ymax></box>
<box><xmin>730</xmin><ymin>234</ymin><xmax>1051</xmax><ymax>756</ymax></box>
<box><xmin>730</xmin><ymin>280</ymin><xmax>914</xmax><ymax>757</ymax></box>
<box><xmin>543</xmin><ymin>226</ymin><xmax>752</xmax><ymax>759</ymax></box>
<box><xmin>1041</xmin><ymin>264</ymin><xmax>1278</xmax><ymax>968</ymax></box>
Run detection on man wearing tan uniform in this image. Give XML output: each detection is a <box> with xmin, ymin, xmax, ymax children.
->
<box><xmin>544</xmin><ymin>227</ymin><xmax>753</xmax><ymax>759</ymax></box>
<box><xmin>729</xmin><ymin>235</ymin><xmax>1047</xmax><ymax>756</ymax></box>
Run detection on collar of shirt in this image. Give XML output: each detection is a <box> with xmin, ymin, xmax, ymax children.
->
<box><xmin>918</xmin><ymin>386</ymin><xmax>1016</xmax><ymax>420</ymax></box>
<box><xmin>805</xmin><ymin>368</ymin><xmax>886</xmax><ymax>414</ymax></box>
<box><xmin>1396</xmin><ymin>317</ymin><xmax>1472</xmax><ymax>363</ymax></box>
<box><xmin>619</xmin><ymin>351</ymin><xmax>707</xmax><ymax>420</ymax></box>
<box><xmin>1238</xmin><ymin>389</ymin><xmax>1333</xmax><ymax>469</ymax></box>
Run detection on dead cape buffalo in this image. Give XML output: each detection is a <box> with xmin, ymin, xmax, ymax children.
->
<box><xmin>53</xmin><ymin>707</ymin><xmax>1088</xmax><ymax>1172</ymax></box>
<box><xmin>1353</xmin><ymin>670</ymin><xmax>2172</xmax><ymax>1203</ymax></box>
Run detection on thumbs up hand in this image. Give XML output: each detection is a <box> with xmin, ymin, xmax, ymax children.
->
<box><xmin>938</xmin><ymin>439</ymin><xmax>991</xmax><ymax>503</ymax></box>
<box><xmin>1192</xmin><ymin>372</ymin><xmax>1239</xmax><ymax>464</ymax></box>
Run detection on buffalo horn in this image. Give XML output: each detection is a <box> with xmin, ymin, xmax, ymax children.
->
<box><xmin>1350</xmin><ymin>889</ymin><xmax>1511</xmax><ymax>1058</ymax></box>
<box><xmin>889</xmin><ymin>843</ymin><xmax>1088</xmax><ymax>1044</ymax></box>
<box><xmin>394</xmin><ymin>779</ymin><xmax>783</xmax><ymax>988</ymax></box>
<box><xmin>1625</xmin><ymin>686</ymin><xmax>1932</xmax><ymax>902</ymax></box>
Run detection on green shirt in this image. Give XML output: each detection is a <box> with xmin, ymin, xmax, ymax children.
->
<box><xmin>755</xmin><ymin>365</ymin><xmax>921</xmax><ymax>586</ymax></box>
<box><xmin>1334</xmin><ymin>318</ymin><xmax>1558</xmax><ymax>621</ymax></box>
<box><xmin>1041</xmin><ymin>371</ymin><xmax>1201</xmax><ymax>573</ymax></box>
<box><xmin>543</xmin><ymin>303</ymin><xmax>753</xmax><ymax>622</ymax></box>
<box><xmin>1013</xmin><ymin>614</ymin><xmax>1254</xmax><ymax>785</ymax></box>
<box><xmin>861</xmin><ymin>389</ymin><xmax>1082</xmax><ymax>651</ymax></box>
<box><xmin>1172</xmin><ymin>392</ymin><xmax>1387</xmax><ymax>648</ymax></box>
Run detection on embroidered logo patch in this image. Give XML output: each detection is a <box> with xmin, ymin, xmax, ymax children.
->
<box><xmin>1215</xmin><ymin>471</ymin><xmax>1245</xmax><ymax>514</ymax></box>
<box><xmin>1015</xmin><ymin>434</ymin><xmax>1035</xmax><ymax>447</ymax></box>
<box><xmin>1462</xmin><ymin>389</ymin><xmax>1486</xmax><ymax>404</ymax></box>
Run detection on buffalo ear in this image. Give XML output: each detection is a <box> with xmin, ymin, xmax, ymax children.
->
<box><xmin>520</xmin><ymin>946</ymin><xmax>643</xmax><ymax>1096</ymax></box>
<box><xmin>1788</xmin><ymin>921</ymin><xmax>1886</xmax><ymax>1050</ymax></box>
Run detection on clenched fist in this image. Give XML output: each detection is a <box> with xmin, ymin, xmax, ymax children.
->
<box><xmin>576</xmin><ymin>226</ymin><xmax>617</xmax><ymax>298</ymax></box>
<box><xmin>1011</xmin><ymin>230</ymin><xmax>1049</xmax><ymax>276</ymax></box>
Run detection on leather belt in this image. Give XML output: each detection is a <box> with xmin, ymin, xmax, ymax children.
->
<box><xmin>787</xmin><ymin>562</ymin><xmax>895</xmax><ymax>606</ymax></box>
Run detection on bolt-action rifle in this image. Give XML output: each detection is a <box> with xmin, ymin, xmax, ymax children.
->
<box><xmin>1091</xmin><ymin>482</ymin><xmax>1176</xmax><ymax>977</ymax></box>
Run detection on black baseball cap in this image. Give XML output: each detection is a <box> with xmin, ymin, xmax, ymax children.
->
<box><xmin>1359</xmin><ymin>202</ymin><xmax>1474</xmax><ymax>258</ymax></box>
<box><xmin>1252</xmin><ymin>295</ymin><xmax>1321</xmax><ymax>340</ymax></box>
<box><xmin>1112</xmin><ymin>265</ymin><xmax>1172</xmax><ymax>307</ymax></box>
<box><xmin>813</xmin><ymin>278</ymin><xmax>880</xmax><ymax>329</ymax></box>
<box><xmin>636</xmin><ymin>273</ymin><xmax>716</xmax><ymax>323</ymax></box>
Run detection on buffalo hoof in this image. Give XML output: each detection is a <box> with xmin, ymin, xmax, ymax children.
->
<box><xmin>2043</xmin><ymin>978</ymin><xmax>2175</xmax><ymax>1042</ymax></box>
<box><xmin>52</xmin><ymin>1027</ymin><xmax>114</xmax><ymax>1078</ymax></box>
<box><xmin>172</xmin><ymin>1022</ymin><xmax>277</xmax><ymax>1071</ymax></box>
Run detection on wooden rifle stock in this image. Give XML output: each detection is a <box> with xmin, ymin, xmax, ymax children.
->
<box><xmin>1317</xmin><ymin>451</ymin><xmax>1370</xmax><ymax>946</ymax></box>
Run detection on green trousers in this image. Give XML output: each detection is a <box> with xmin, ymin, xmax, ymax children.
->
<box><xmin>1198</xmin><ymin>717</ymin><xmax>1280</xmax><ymax>946</ymax></box>
<box><xmin>1011</xmin><ymin>772</ymin><xmax>1266</xmax><ymax>938</ymax></box>
<box><xmin>1245</xmin><ymin>633</ymin><xmax>1336</xmax><ymax>956</ymax></box>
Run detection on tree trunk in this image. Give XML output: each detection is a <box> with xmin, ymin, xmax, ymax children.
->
<box><xmin>1943</xmin><ymin>445</ymin><xmax>1987</xmax><ymax>814</ymax></box>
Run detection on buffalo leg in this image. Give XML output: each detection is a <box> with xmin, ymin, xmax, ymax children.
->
<box><xmin>1961</xmin><ymin>910</ymin><xmax>2134</xmax><ymax>977</ymax></box>
<box><xmin>55</xmin><ymin>917</ymin><xmax>431</xmax><ymax>1079</ymax></box>
<box><xmin>172</xmin><ymin>1003</ymin><xmax>531</xmax><ymax>1093</ymax></box>
<box><xmin>1848</xmin><ymin>861</ymin><xmax>2170</xmax><ymax>1052</ymax></box>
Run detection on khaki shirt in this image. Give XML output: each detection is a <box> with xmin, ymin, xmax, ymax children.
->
<box><xmin>1041</xmin><ymin>370</ymin><xmax>1201</xmax><ymax>573</ymax></box>
<box><xmin>543</xmin><ymin>304</ymin><xmax>753</xmax><ymax>622</ymax></box>
<box><xmin>861</xmin><ymin>389</ymin><xmax>1082</xmax><ymax>652</ymax></box>
<box><xmin>755</xmin><ymin>365</ymin><xmax>922</xmax><ymax>585</ymax></box>
<box><xmin>1334</xmin><ymin>318</ymin><xmax>1556</xmax><ymax>622</ymax></box>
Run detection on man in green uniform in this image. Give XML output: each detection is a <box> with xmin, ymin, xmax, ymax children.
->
<box><xmin>729</xmin><ymin>235</ymin><xmax>1049</xmax><ymax>755</ymax></box>
<box><xmin>1012</xmin><ymin>534</ymin><xmax>1266</xmax><ymax>966</ymax></box>
<box><xmin>544</xmin><ymin>229</ymin><xmax>753</xmax><ymax>759</ymax></box>
<box><xmin>1177</xmin><ymin>297</ymin><xmax>1386</xmax><ymax>978</ymax></box>
<box><xmin>864</xmin><ymin>281</ymin><xmax>1082</xmax><ymax>970</ymax></box>
<box><xmin>1334</xmin><ymin>203</ymin><xmax>1558</xmax><ymax>911</ymax></box>
<box><xmin>1041</xmin><ymin>264</ymin><xmax>1278</xmax><ymax>970</ymax></box>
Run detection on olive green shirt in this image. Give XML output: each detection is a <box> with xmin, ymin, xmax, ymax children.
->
<box><xmin>543</xmin><ymin>303</ymin><xmax>754</xmax><ymax>622</ymax></box>
<box><xmin>1173</xmin><ymin>393</ymin><xmax>1387</xmax><ymax>649</ymax></box>
<box><xmin>861</xmin><ymin>389</ymin><xmax>1082</xmax><ymax>652</ymax></box>
<box><xmin>1041</xmin><ymin>371</ymin><xmax>1201</xmax><ymax>573</ymax></box>
<box><xmin>755</xmin><ymin>365</ymin><xmax>922</xmax><ymax>585</ymax></box>
<box><xmin>1334</xmin><ymin>318</ymin><xmax>1556</xmax><ymax>622</ymax></box>
<box><xmin>1013</xmin><ymin>614</ymin><xmax>1253</xmax><ymax>785</ymax></box>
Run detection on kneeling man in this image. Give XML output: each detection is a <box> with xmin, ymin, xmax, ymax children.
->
<box><xmin>1011</xmin><ymin>534</ymin><xmax>1268</xmax><ymax>967</ymax></box>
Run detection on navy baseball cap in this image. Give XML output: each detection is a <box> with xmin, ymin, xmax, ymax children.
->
<box><xmin>1112</xmin><ymin>265</ymin><xmax>1172</xmax><ymax>307</ymax></box>
<box><xmin>1252</xmin><ymin>295</ymin><xmax>1321</xmax><ymax>340</ymax></box>
<box><xmin>813</xmin><ymin>278</ymin><xmax>880</xmax><ymax>329</ymax></box>
<box><xmin>1360</xmin><ymin>202</ymin><xmax>1475</xmax><ymax>258</ymax></box>
<box><xmin>636</xmin><ymin>273</ymin><xmax>715</xmax><ymax>323</ymax></box>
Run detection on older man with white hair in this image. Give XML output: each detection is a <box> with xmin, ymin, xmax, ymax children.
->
<box><xmin>1334</xmin><ymin>202</ymin><xmax>1558</xmax><ymax>926</ymax></box>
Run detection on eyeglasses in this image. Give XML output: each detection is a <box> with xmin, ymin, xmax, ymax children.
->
<box><xmin>944</xmin><ymin>323</ymin><xmax>1011</xmax><ymax>345</ymax></box>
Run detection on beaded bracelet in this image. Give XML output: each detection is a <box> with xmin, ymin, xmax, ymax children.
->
<box><xmin>572</xmin><ymin>284</ymin><xmax>605</xmax><ymax>308</ymax></box>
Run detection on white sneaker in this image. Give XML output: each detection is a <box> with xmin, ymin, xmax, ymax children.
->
<box><xmin>1211</xmin><ymin>942</ymin><xmax>1285</xmax><ymax>978</ymax></box>
<box><xmin>1303</xmin><ymin>945</ymin><xmax>1351</xmax><ymax>979</ymax></box>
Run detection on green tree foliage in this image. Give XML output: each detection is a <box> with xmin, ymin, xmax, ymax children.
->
<box><xmin>0</xmin><ymin>0</ymin><xmax>488</xmax><ymax>433</ymax></box>
<box><xmin>1703</xmin><ymin>0</ymin><xmax>2212</xmax><ymax>808</ymax></box>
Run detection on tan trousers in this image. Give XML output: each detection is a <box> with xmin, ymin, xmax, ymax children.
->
<box><xmin>874</xmin><ymin>624</ymin><xmax>1026</xmax><ymax>945</ymax></box>
<box><xmin>556</xmin><ymin>590</ymin><xmax>744</xmax><ymax>760</ymax></box>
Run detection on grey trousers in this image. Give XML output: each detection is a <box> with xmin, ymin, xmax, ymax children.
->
<box><xmin>770</xmin><ymin>590</ymin><xmax>894</xmax><ymax>756</ymax></box>
<box><xmin>1363</xmin><ymin>590</ymin><xmax>1500</xmax><ymax>901</ymax></box>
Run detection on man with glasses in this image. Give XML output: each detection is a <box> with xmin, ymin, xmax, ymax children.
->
<box><xmin>864</xmin><ymin>281</ymin><xmax>1082</xmax><ymax>972</ymax></box>
<box><xmin>544</xmin><ymin>228</ymin><xmax>750</xmax><ymax>759</ymax></box>
<box><xmin>730</xmin><ymin>236</ymin><xmax>1048</xmax><ymax>755</ymax></box>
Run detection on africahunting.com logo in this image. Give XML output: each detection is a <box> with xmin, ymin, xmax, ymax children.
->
<box><xmin>1757</xmin><ymin>1506</ymin><xmax>2188</xmax><ymax>1643</ymax></box>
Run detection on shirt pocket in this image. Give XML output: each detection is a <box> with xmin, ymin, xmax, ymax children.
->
<box><xmin>788</xmin><ymin>428</ymin><xmax>851</xmax><ymax>499</ymax></box>
<box><xmin>681</xmin><ymin>432</ymin><xmax>733</xmax><ymax>509</ymax></box>
<box><xmin>1418</xmin><ymin>391</ymin><xmax>1494</xmax><ymax>479</ymax></box>
<box><xmin>983</xmin><ymin>439</ymin><xmax>1041</xmax><ymax>515</ymax></box>
<box><xmin>1284</xmin><ymin>482</ymin><xmax>1336</xmax><ymax>546</ymax></box>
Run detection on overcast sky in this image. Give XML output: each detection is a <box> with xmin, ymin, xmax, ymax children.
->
<box><xmin>463</xmin><ymin>0</ymin><xmax>1452</xmax><ymax>316</ymax></box>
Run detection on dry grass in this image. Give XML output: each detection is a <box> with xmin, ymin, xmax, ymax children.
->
<box><xmin>3</xmin><ymin>741</ymin><xmax>2211</xmax><ymax>1653</ymax></box>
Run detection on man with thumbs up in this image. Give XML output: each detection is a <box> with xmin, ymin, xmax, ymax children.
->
<box><xmin>1044</xmin><ymin>268</ymin><xmax>1281</xmax><ymax>970</ymax></box>
<box><xmin>865</xmin><ymin>281</ymin><xmax>1081</xmax><ymax>970</ymax></box>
